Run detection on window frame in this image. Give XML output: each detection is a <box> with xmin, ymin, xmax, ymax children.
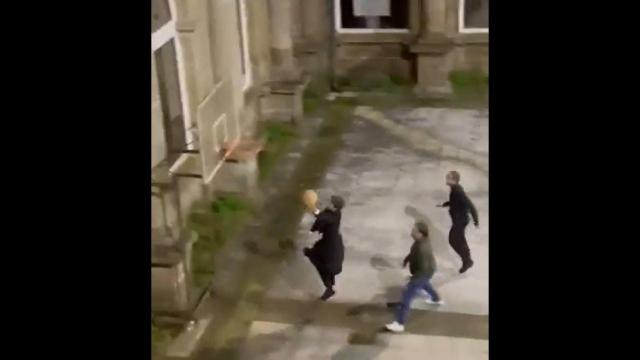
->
<box><xmin>458</xmin><ymin>0</ymin><xmax>489</xmax><ymax>34</ymax></box>
<box><xmin>151</xmin><ymin>0</ymin><xmax>193</xmax><ymax>149</ymax></box>
<box><xmin>236</xmin><ymin>0</ymin><xmax>252</xmax><ymax>91</ymax></box>
<box><xmin>334</xmin><ymin>0</ymin><xmax>410</xmax><ymax>34</ymax></box>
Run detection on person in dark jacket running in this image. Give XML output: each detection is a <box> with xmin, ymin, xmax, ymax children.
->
<box><xmin>304</xmin><ymin>195</ymin><xmax>345</xmax><ymax>301</ymax></box>
<box><xmin>438</xmin><ymin>170</ymin><xmax>479</xmax><ymax>273</ymax></box>
<box><xmin>385</xmin><ymin>221</ymin><xmax>442</xmax><ymax>333</ymax></box>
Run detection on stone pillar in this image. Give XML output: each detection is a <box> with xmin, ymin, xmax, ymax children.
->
<box><xmin>302</xmin><ymin>0</ymin><xmax>326</xmax><ymax>44</ymax></box>
<box><xmin>290</xmin><ymin>0</ymin><xmax>303</xmax><ymax>44</ymax></box>
<box><xmin>426</xmin><ymin>0</ymin><xmax>446</xmax><ymax>33</ymax></box>
<box><xmin>261</xmin><ymin>0</ymin><xmax>307</xmax><ymax>123</ymax></box>
<box><xmin>410</xmin><ymin>0</ymin><xmax>455</xmax><ymax>98</ymax></box>
<box><xmin>268</xmin><ymin>0</ymin><xmax>300</xmax><ymax>81</ymax></box>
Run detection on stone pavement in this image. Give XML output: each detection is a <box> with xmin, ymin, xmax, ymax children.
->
<box><xmin>237</xmin><ymin>106</ymin><xmax>489</xmax><ymax>359</ymax></box>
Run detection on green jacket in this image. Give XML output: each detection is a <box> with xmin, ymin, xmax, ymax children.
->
<box><xmin>404</xmin><ymin>239</ymin><xmax>436</xmax><ymax>279</ymax></box>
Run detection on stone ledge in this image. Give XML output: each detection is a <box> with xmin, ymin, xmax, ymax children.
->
<box><xmin>263</xmin><ymin>79</ymin><xmax>306</xmax><ymax>93</ymax></box>
<box><xmin>452</xmin><ymin>33</ymin><xmax>489</xmax><ymax>45</ymax></box>
<box><xmin>410</xmin><ymin>34</ymin><xmax>455</xmax><ymax>55</ymax></box>
<box><xmin>152</xmin><ymin>232</ymin><xmax>196</xmax><ymax>267</ymax></box>
<box><xmin>337</xmin><ymin>32</ymin><xmax>413</xmax><ymax>44</ymax></box>
<box><xmin>152</xmin><ymin>161</ymin><xmax>173</xmax><ymax>187</ymax></box>
<box><xmin>175</xmin><ymin>20</ymin><xmax>196</xmax><ymax>33</ymax></box>
<box><xmin>221</xmin><ymin>139</ymin><xmax>265</xmax><ymax>163</ymax></box>
<box><xmin>164</xmin><ymin>317</ymin><xmax>212</xmax><ymax>358</ymax></box>
<box><xmin>294</xmin><ymin>41</ymin><xmax>324</xmax><ymax>55</ymax></box>
<box><xmin>411</xmin><ymin>33</ymin><xmax>488</xmax><ymax>54</ymax></box>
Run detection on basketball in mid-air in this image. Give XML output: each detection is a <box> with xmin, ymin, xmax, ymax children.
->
<box><xmin>302</xmin><ymin>189</ymin><xmax>318</xmax><ymax>212</ymax></box>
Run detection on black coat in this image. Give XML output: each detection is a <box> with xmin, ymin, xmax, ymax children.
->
<box><xmin>443</xmin><ymin>184</ymin><xmax>479</xmax><ymax>225</ymax></box>
<box><xmin>308</xmin><ymin>209</ymin><xmax>344</xmax><ymax>275</ymax></box>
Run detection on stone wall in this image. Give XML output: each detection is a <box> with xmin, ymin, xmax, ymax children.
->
<box><xmin>334</xmin><ymin>34</ymin><xmax>414</xmax><ymax>81</ymax></box>
<box><xmin>288</xmin><ymin>0</ymin><xmax>488</xmax><ymax>91</ymax></box>
<box><xmin>410</xmin><ymin>0</ymin><xmax>489</xmax><ymax>97</ymax></box>
<box><xmin>151</xmin><ymin>0</ymin><xmax>275</xmax><ymax>315</ymax></box>
<box><xmin>452</xmin><ymin>35</ymin><xmax>488</xmax><ymax>74</ymax></box>
<box><xmin>151</xmin><ymin>0</ymin><xmax>274</xmax><ymax>237</ymax></box>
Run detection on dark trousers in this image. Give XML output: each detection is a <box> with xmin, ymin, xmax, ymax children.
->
<box><xmin>307</xmin><ymin>252</ymin><xmax>336</xmax><ymax>289</ymax></box>
<box><xmin>319</xmin><ymin>270</ymin><xmax>335</xmax><ymax>289</ymax></box>
<box><xmin>449</xmin><ymin>220</ymin><xmax>472</xmax><ymax>264</ymax></box>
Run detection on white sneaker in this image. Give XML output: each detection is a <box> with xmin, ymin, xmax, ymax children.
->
<box><xmin>385</xmin><ymin>321</ymin><xmax>405</xmax><ymax>333</ymax></box>
<box><xmin>425</xmin><ymin>298</ymin><xmax>445</xmax><ymax>306</ymax></box>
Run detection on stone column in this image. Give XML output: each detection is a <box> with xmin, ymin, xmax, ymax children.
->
<box><xmin>261</xmin><ymin>0</ymin><xmax>306</xmax><ymax>124</ymax></box>
<box><xmin>268</xmin><ymin>0</ymin><xmax>300</xmax><ymax>81</ymax></box>
<box><xmin>410</xmin><ymin>0</ymin><xmax>455</xmax><ymax>98</ymax></box>
<box><xmin>302</xmin><ymin>0</ymin><xmax>327</xmax><ymax>44</ymax></box>
<box><xmin>426</xmin><ymin>0</ymin><xmax>447</xmax><ymax>34</ymax></box>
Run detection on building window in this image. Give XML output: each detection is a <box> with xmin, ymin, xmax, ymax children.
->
<box><xmin>152</xmin><ymin>0</ymin><xmax>191</xmax><ymax>160</ymax></box>
<box><xmin>151</xmin><ymin>0</ymin><xmax>172</xmax><ymax>33</ymax></box>
<box><xmin>335</xmin><ymin>0</ymin><xmax>409</xmax><ymax>33</ymax></box>
<box><xmin>236</xmin><ymin>0</ymin><xmax>252</xmax><ymax>90</ymax></box>
<box><xmin>155</xmin><ymin>40</ymin><xmax>186</xmax><ymax>157</ymax></box>
<box><xmin>459</xmin><ymin>0</ymin><xmax>489</xmax><ymax>33</ymax></box>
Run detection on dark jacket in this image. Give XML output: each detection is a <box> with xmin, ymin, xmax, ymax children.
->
<box><xmin>309</xmin><ymin>208</ymin><xmax>344</xmax><ymax>275</ymax></box>
<box><xmin>403</xmin><ymin>239</ymin><xmax>436</xmax><ymax>279</ymax></box>
<box><xmin>443</xmin><ymin>184</ymin><xmax>479</xmax><ymax>225</ymax></box>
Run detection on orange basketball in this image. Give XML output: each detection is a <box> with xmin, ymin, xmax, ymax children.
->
<box><xmin>302</xmin><ymin>190</ymin><xmax>318</xmax><ymax>212</ymax></box>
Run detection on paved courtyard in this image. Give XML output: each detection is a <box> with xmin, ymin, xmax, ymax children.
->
<box><xmin>238</xmin><ymin>106</ymin><xmax>489</xmax><ymax>359</ymax></box>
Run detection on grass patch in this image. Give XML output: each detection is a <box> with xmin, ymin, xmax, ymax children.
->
<box><xmin>449</xmin><ymin>69</ymin><xmax>488</xmax><ymax>104</ymax></box>
<box><xmin>258</xmin><ymin>121</ymin><xmax>298</xmax><ymax>182</ymax></box>
<box><xmin>349</xmin><ymin>70</ymin><xmax>488</xmax><ymax>110</ymax></box>
<box><xmin>303</xmin><ymin>76</ymin><xmax>330</xmax><ymax>115</ymax></box>
<box><xmin>304</xmin><ymin>97</ymin><xmax>322</xmax><ymax>114</ymax></box>
<box><xmin>189</xmin><ymin>194</ymin><xmax>254</xmax><ymax>296</ymax></box>
<box><xmin>151</xmin><ymin>322</ymin><xmax>172</xmax><ymax>354</ymax></box>
<box><xmin>330</xmin><ymin>70</ymin><xmax>487</xmax><ymax>109</ymax></box>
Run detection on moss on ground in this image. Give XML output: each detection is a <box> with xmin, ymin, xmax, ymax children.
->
<box><xmin>303</xmin><ymin>78</ymin><xmax>329</xmax><ymax>115</ymax></box>
<box><xmin>259</xmin><ymin>103</ymin><xmax>354</xmax><ymax>240</ymax></box>
<box><xmin>258</xmin><ymin>121</ymin><xmax>298</xmax><ymax>182</ymax></box>
<box><xmin>449</xmin><ymin>69</ymin><xmax>488</xmax><ymax>104</ymax></box>
<box><xmin>189</xmin><ymin>194</ymin><xmax>254</xmax><ymax>297</ymax></box>
<box><xmin>304</xmin><ymin>97</ymin><xmax>322</xmax><ymax>115</ymax></box>
<box><xmin>332</xmin><ymin>69</ymin><xmax>488</xmax><ymax>109</ymax></box>
<box><xmin>151</xmin><ymin>323</ymin><xmax>168</xmax><ymax>354</ymax></box>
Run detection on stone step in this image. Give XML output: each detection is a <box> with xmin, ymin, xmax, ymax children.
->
<box><xmin>164</xmin><ymin>317</ymin><xmax>212</xmax><ymax>358</ymax></box>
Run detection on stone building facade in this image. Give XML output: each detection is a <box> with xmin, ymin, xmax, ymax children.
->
<box><xmin>151</xmin><ymin>0</ymin><xmax>304</xmax><ymax>314</ymax></box>
<box><xmin>292</xmin><ymin>0</ymin><xmax>488</xmax><ymax>96</ymax></box>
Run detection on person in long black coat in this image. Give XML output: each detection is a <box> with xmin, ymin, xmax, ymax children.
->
<box><xmin>303</xmin><ymin>195</ymin><xmax>345</xmax><ymax>301</ymax></box>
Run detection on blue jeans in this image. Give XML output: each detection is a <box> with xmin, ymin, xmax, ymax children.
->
<box><xmin>395</xmin><ymin>276</ymin><xmax>440</xmax><ymax>325</ymax></box>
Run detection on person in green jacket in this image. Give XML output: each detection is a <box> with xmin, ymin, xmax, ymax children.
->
<box><xmin>386</xmin><ymin>221</ymin><xmax>444</xmax><ymax>333</ymax></box>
